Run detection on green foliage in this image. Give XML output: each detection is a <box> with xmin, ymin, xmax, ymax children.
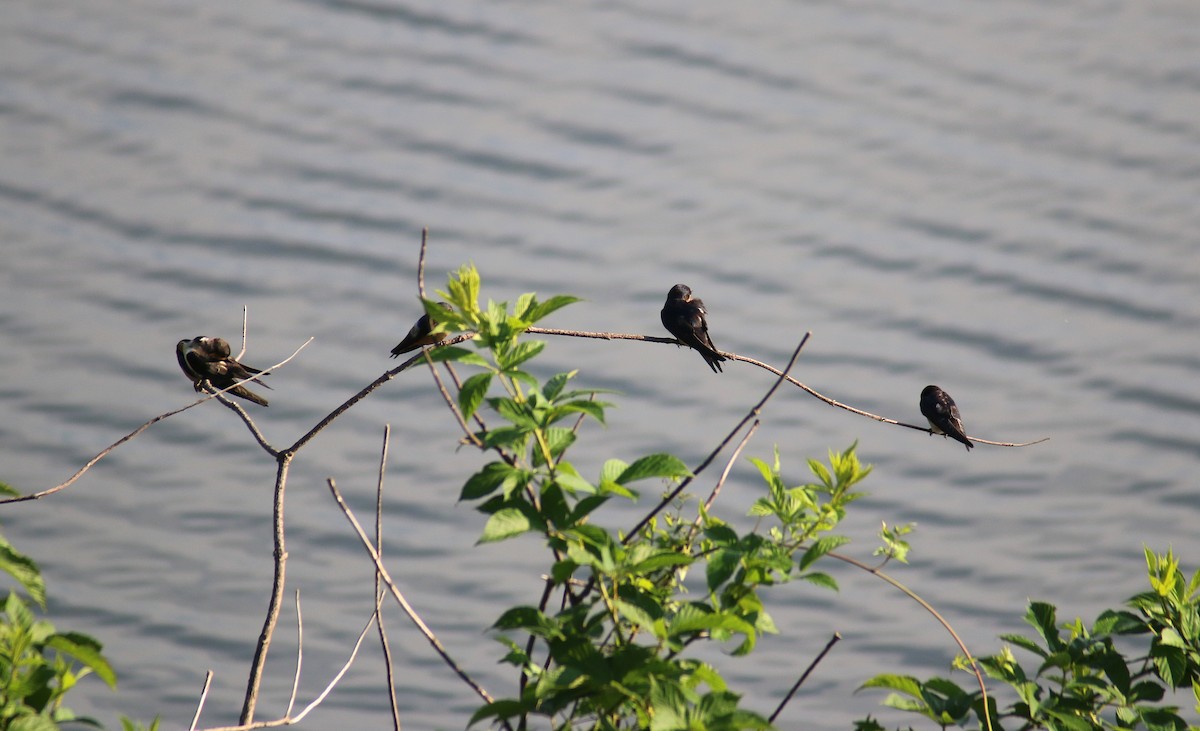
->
<box><xmin>438</xmin><ymin>265</ymin><xmax>878</xmax><ymax>729</ymax></box>
<box><xmin>0</xmin><ymin>581</ymin><xmax>116</xmax><ymax>730</ymax></box>
<box><xmin>859</xmin><ymin>548</ymin><xmax>1200</xmax><ymax>730</ymax></box>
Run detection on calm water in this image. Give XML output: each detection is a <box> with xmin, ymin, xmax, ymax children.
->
<box><xmin>3</xmin><ymin>1</ymin><xmax>1199</xmax><ymax>728</ymax></box>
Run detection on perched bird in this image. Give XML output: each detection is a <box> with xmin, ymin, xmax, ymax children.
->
<box><xmin>176</xmin><ymin>336</ymin><xmax>271</xmax><ymax>407</ymax></box>
<box><xmin>920</xmin><ymin>385</ymin><xmax>973</xmax><ymax>450</ymax></box>
<box><xmin>660</xmin><ymin>284</ymin><xmax>726</xmax><ymax>373</ymax></box>
<box><xmin>389</xmin><ymin>302</ymin><xmax>453</xmax><ymax>357</ymax></box>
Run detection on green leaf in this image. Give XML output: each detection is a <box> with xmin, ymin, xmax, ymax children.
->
<box><xmin>460</xmin><ymin>462</ymin><xmax>527</xmax><ymax>501</ymax></box>
<box><xmin>600</xmin><ymin>459</ymin><xmax>628</xmax><ymax>485</ymax></box>
<box><xmin>543</xmin><ymin>371</ymin><xmax>577</xmax><ymax>401</ymax></box>
<box><xmin>468</xmin><ymin>699</ymin><xmax>530</xmax><ymax>727</ymax></box>
<box><xmin>529</xmin><ymin>295</ymin><xmax>581</xmax><ymax>323</ymax></box>
<box><xmin>46</xmin><ymin>632</ymin><xmax>117</xmax><ymax>688</ymax></box>
<box><xmin>1026</xmin><ymin>601</ymin><xmax>1063</xmax><ymax>652</ymax></box>
<box><xmin>618</xmin><ymin>454</ymin><xmax>692</xmax><ymax>484</ymax></box>
<box><xmin>492</xmin><ymin>607</ymin><xmax>564</xmax><ymax>639</ymax></box>
<box><xmin>0</xmin><ymin>481</ymin><xmax>19</xmax><ymax>497</ymax></box>
<box><xmin>615</xmin><ymin>600</ymin><xmax>659</xmax><ymax>634</ymax></box>
<box><xmin>479</xmin><ymin>507</ymin><xmax>536</xmax><ymax>543</ymax></box>
<box><xmin>798</xmin><ymin>572</ymin><xmax>838</xmax><ymax>591</ymax></box>
<box><xmin>499</xmin><ymin>340</ymin><xmax>545</xmax><ymax>371</ymax></box>
<box><xmin>458</xmin><ymin>373</ymin><xmax>493</xmax><ymax>420</ymax></box>
<box><xmin>10</xmin><ymin>716</ymin><xmax>61</xmax><ymax>731</ymax></box>
<box><xmin>859</xmin><ymin>674</ymin><xmax>924</xmax><ymax>697</ymax></box>
<box><xmin>0</xmin><ymin>537</ymin><xmax>46</xmax><ymax>609</ymax></box>
<box><xmin>798</xmin><ymin>535</ymin><xmax>850</xmax><ymax>571</ymax></box>
<box><xmin>426</xmin><ymin>346</ymin><xmax>490</xmax><ymax>367</ymax></box>
<box><xmin>707</xmin><ymin>549</ymin><xmax>741</xmax><ymax>591</ymax></box>
<box><xmin>630</xmin><ymin>551</ymin><xmax>694</xmax><ymax>575</ymax></box>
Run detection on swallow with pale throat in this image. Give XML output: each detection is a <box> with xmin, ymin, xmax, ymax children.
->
<box><xmin>389</xmin><ymin>302</ymin><xmax>453</xmax><ymax>357</ymax></box>
<box><xmin>176</xmin><ymin>336</ymin><xmax>271</xmax><ymax>407</ymax></box>
<box><xmin>660</xmin><ymin>284</ymin><xmax>726</xmax><ymax>373</ymax></box>
<box><xmin>920</xmin><ymin>385</ymin><xmax>972</xmax><ymax>450</ymax></box>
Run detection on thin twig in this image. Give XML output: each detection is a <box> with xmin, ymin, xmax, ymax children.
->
<box><xmin>422</xmin><ymin>351</ymin><xmax>485</xmax><ymax>450</ymax></box>
<box><xmin>0</xmin><ymin>338</ymin><xmax>312</xmax><ymax>505</ymax></box>
<box><xmin>375</xmin><ymin>425</ymin><xmax>402</xmax><ymax>731</ymax></box>
<box><xmin>829</xmin><ymin>551</ymin><xmax>994</xmax><ymax>731</ymax></box>
<box><xmin>190</xmin><ymin>670</ymin><xmax>213</xmax><ymax>731</ymax></box>
<box><xmin>286</xmin><ymin>334</ymin><xmax>474</xmax><ymax>454</ymax></box>
<box><xmin>418</xmin><ymin>227</ymin><xmax>428</xmax><ymax>301</ymax></box>
<box><xmin>524</xmin><ymin>326</ymin><xmax>1048</xmax><ymax>448</ymax></box>
<box><xmin>623</xmin><ymin>333</ymin><xmax>811</xmax><ymax>544</ymax></box>
<box><xmin>234</xmin><ymin>306</ymin><xmax>249</xmax><ymax>361</ymax></box>
<box><xmin>239</xmin><ymin>454</ymin><xmax>293</xmax><ymax>724</ymax></box>
<box><xmin>691</xmin><ymin>420</ymin><xmax>761</xmax><ymax>537</ymax></box>
<box><xmin>206</xmin><ymin>390</ymin><xmax>280</xmax><ymax>458</ymax></box>
<box><xmin>325</xmin><ymin>478</ymin><xmax>501</xmax><ymax>710</ymax></box>
<box><xmin>768</xmin><ymin>632</ymin><xmax>841</xmax><ymax>723</ymax></box>
<box><xmin>285</xmin><ymin>590</ymin><xmax>303</xmax><ymax>718</ymax></box>
<box><xmin>202</xmin><ymin>606</ymin><xmax>386</xmax><ymax>731</ymax></box>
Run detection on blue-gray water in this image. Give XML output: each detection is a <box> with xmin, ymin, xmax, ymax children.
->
<box><xmin>3</xmin><ymin>1</ymin><xmax>1199</xmax><ymax>728</ymax></box>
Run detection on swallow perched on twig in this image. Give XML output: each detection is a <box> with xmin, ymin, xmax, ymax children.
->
<box><xmin>176</xmin><ymin>336</ymin><xmax>271</xmax><ymax>407</ymax></box>
<box><xmin>660</xmin><ymin>284</ymin><xmax>726</xmax><ymax>373</ymax></box>
<box><xmin>389</xmin><ymin>302</ymin><xmax>453</xmax><ymax>357</ymax></box>
<box><xmin>920</xmin><ymin>385</ymin><xmax>972</xmax><ymax>450</ymax></box>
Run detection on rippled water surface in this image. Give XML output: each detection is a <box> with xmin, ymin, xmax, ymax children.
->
<box><xmin>3</xmin><ymin>1</ymin><xmax>1199</xmax><ymax>728</ymax></box>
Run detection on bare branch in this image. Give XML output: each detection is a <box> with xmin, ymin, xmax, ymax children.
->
<box><xmin>421</xmin><ymin>351</ymin><xmax>486</xmax><ymax>451</ymax></box>
<box><xmin>190</xmin><ymin>670</ymin><xmax>214</xmax><ymax>731</ymax></box>
<box><xmin>239</xmin><ymin>454</ymin><xmax>293</xmax><ymax>724</ymax></box>
<box><xmin>623</xmin><ymin>333</ymin><xmax>811</xmax><ymax>544</ymax></box>
<box><xmin>829</xmin><ymin>551</ymin><xmax>994</xmax><ymax>731</ymax></box>
<box><xmin>326</xmin><ymin>478</ymin><xmax>498</xmax><ymax>708</ymax></box>
<box><xmin>375</xmin><ymin>425</ymin><xmax>402</xmax><ymax>731</ymax></box>
<box><xmin>417</xmin><ymin>227</ymin><xmax>428</xmax><ymax>301</ymax></box>
<box><xmin>525</xmin><ymin>326</ymin><xmax>1048</xmax><ymax>447</ymax></box>
<box><xmin>234</xmin><ymin>306</ymin><xmax>249</xmax><ymax>362</ymax></box>
<box><xmin>769</xmin><ymin>633</ymin><xmax>841</xmax><ymax>724</ymax></box>
<box><xmin>696</xmin><ymin>420</ymin><xmax>761</xmax><ymax>524</ymax></box>
<box><xmin>285</xmin><ymin>590</ymin><xmax>302</xmax><ymax>718</ymax></box>
<box><xmin>286</xmin><ymin>334</ymin><xmax>474</xmax><ymax>454</ymax></box>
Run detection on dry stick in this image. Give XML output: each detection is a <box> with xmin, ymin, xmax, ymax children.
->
<box><xmin>286</xmin><ymin>333</ymin><xmax>474</xmax><ymax>455</ymax></box>
<box><xmin>768</xmin><ymin>632</ymin><xmax>841</xmax><ymax>724</ymax></box>
<box><xmin>203</xmin><ymin>605</ymin><xmax>389</xmax><ymax>731</ymax></box>
<box><xmin>375</xmin><ymin>425</ymin><xmax>402</xmax><ymax>731</ymax></box>
<box><xmin>623</xmin><ymin>333</ymin><xmax>811</xmax><ymax>545</ymax></box>
<box><xmin>0</xmin><ymin>339</ymin><xmax>312</xmax><ymax>505</ymax></box>
<box><xmin>525</xmin><ymin>327</ymin><xmax>1048</xmax><ymax>448</ymax></box>
<box><xmin>688</xmin><ymin>420</ymin><xmax>761</xmax><ymax>543</ymax></box>
<box><xmin>326</xmin><ymin>478</ymin><xmax>502</xmax><ymax>712</ymax></box>
<box><xmin>829</xmin><ymin>551</ymin><xmax>995</xmax><ymax>731</ymax></box>
<box><xmin>421</xmin><ymin>351</ymin><xmax>486</xmax><ymax>450</ymax></box>
<box><xmin>285</xmin><ymin>589</ymin><xmax>303</xmax><ymax>718</ymax></box>
<box><xmin>417</xmin><ymin>226</ymin><xmax>429</xmax><ymax>300</ymax></box>
<box><xmin>190</xmin><ymin>671</ymin><xmax>214</xmax><ymax>731</ymax></box>
<box><xmin>239</xmin><ymin>454</ymin><xmax>293</xmax><ymax>725</ymax></box>
<box><xmin>234</xmin><ymin>306</ymin><xmax>249</xmax><ymax>362</ymax></box>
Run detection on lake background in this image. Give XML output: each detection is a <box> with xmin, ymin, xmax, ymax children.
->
<box><xmin>2</xmin><ymin>0</ymin><xmax>1199</xmax><ymax>728</ymax></box>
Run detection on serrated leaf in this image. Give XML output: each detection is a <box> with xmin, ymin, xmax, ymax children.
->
<box><xmin>0</xmin><ymin>539</ymin><xmax>45</xmax><ymax>608</ymax></box>
<box><xmin>554</xmin><ymin>400</ymin><xmax>608</xmax><ymax>425</ymax></box>
<box><xmin>859</xmin><ymin>674</ymin><xmax>924</xmax><ymax>697</ymax></box>
<box><xmin>426</xmin><ymin>346</ymin><xmax>489</xmax><ymax>366</ymax></box>
<box><xmin>706</xmin><ymin>548</ymin><xmax>741</xmax><ymax>591</ymax></box>
<box><xmin>492</xmin><ymin>607</ymin><xmax>563</xmax><ymax>639</ymax></box>
<box><xmin>615</xmin><ymin>600</ymin><xmax>658</xmax><ymax>633</ymax></box>
<box><xmin>529</xmin><ymin>295</ymin><xmax>581</xmax><ymax>323</ymax></box>
<box><xmin>799</xmin><ymin>535</ymin><xmax>851</xmax><ymax>571</ymax></box>
<box><xmin>630</xmin><ymin>552</ymin><xmax>694</xmax><ymax>574</ymax></box>
<box><xmin>543</xmin><ymin>371</ymin><xmax>576</xmax><ymax>401</ymax></box>
<box><xmin>618</xmin><ymin>454</ymin><xmax>691</xmax><ymax>484</ymax></box>
<box><xmin>799</xmin><ymin>571</ymin><xmax>838</xmax><ymax>591</ymax></box>
<box><xmin>46</xmin><ymin>632</ymin><xmax>117</xmax><ymax>688</ymax></box>
<box><xmin>468</xmin><ymin>699</ymin><xmax>529</xmax><ymax>727</ymax></box>
<box><xmin>499</xmin><ymin>340</ymin><xmax>545</xmax><ymax>371</ymax></box>
<box><xmin>479</xmin><ymin>507</ymin><xmax>535</xmax><ymax>543</ymax></box>
<box><xmin>460</xmin><ymin>462</ymin><xmax>525</xmax><ymax>501</ymax></box>
<box><xmin>600</xmin><ymin>459</ymin><xmax>628</xmax><ymax>485</ymax></box>
<box><xmin>458</xmin><ymin>372</ymin><xmax>493</xmax><ymax>420</ymax></box>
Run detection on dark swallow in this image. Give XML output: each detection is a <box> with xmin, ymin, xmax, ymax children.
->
<box><xmin>920</xmin><ymin>385</ymin><xmax>972</xmax><ymax>450</ymax></box>
<box><xmin>660</xmin><ymin>284</ymin><xmax>726</xmax><ymax>373</ymax></box>
<box><xmin>176</xmin><ymin>336</ymin><xmax>271</xmax><ymax>407</ymax></box>
<box><xmin>389</xmin><ymin>302</ymin><xmax>453</xmax><ymax>357</ymax></box>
